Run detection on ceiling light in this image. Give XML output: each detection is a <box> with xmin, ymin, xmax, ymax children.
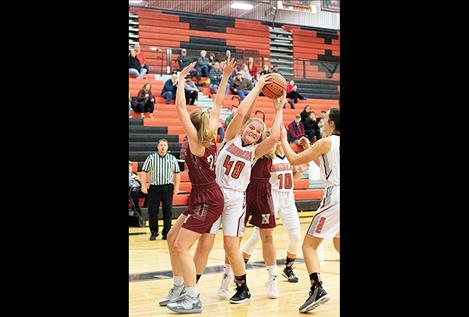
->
<box><xmin>230</xmin><ymin>1</ymin><xmax>253</xmax><ymax>10</ymax></box>
<box><xmin>129</xmin><ymin>1</ymin><xmax>142</xmax><ymax>4</ymax></box>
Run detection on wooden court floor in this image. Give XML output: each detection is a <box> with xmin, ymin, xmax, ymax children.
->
<box><xmin>129</xmin><ymin>216</ymin><xmax>339</xmax><ymax>316</ymax></box>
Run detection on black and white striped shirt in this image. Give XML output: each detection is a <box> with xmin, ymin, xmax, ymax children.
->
<box><xmin>142</xmin><ymin>152</ymin><xmax>180</xmax><ymax>185</ymax></box>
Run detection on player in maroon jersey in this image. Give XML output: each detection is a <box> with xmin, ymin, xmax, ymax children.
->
<box><xmin>161</xmin><ymin>59</ymin><xmax>236</xmax><ymax>314</ymax></box>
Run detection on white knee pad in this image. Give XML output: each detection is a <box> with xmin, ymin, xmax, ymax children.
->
<box><xmin>241</xmin><ymin>226</ymin><xmax>260</xmax><ymax>255</ymax></box>
<box><xmin>287</xmin><ymin>228</ymin><xmax>301</xmax><ymax>255</ymax></box>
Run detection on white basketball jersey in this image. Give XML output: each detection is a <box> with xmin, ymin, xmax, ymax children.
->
<box><xmin>320</xmin><ymin>135</ymin><xmax>340</xmax><ymax>187</ymax></box>
<box><xmin>215</xmin><ymin>135</ymin><xmax>255</xmax><ymax>192</ymax></box>
<box><xmin>270</xmin><ymin>155</ymin><xmax>294</xmax><ymax>192</ymax></box>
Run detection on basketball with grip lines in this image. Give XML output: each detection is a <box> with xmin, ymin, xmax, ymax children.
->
<box><xmin>261</xmin><ymin>73</ymin><xmax>287</xmax><ymax>99</ymax></box>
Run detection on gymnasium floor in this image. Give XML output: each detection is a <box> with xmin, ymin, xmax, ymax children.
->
<box><xmin>129</xmin><ymin>215</ymin><xmax>340</xmax><ymax>316</ymax></box>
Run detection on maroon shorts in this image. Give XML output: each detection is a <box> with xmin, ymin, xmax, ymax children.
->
<box><xmin>182</xmin><ymin>181</ymin><xmax>224</xmax><ymax>234</ymax></box>
<box><xmin>245</xmin><ymin>181</ymin><xmax>276</xmax><ymax>229</ymax></box>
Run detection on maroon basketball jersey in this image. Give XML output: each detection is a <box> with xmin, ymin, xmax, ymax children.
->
<box><xmin>250</xmin><ymin>157</ymin><xmax>272</xmax><ymax>181</ymax></box>
<box><xmin>184</xmin><ymin>142</ymin><xmax>218</xmax><ymax>185</ymax></box>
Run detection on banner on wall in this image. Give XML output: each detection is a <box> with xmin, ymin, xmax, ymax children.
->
<box><xmin>278</xmin><ymin>0</ymin><xmax>314</xmax><ymax>13</ymax></box>
<box><xmin>321</xmin><ymin>0</ymin><xmax>340</xmax><ymax>13</ymax></box>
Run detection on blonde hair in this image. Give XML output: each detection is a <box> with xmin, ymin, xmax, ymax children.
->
<box><xmin>243</xmin><ymin>119</ymin><xmax>275</xmax><ymax>159</ymax></box>
<box><xmin>190</xmin><ymin>109</ymin><xmax>216</xmax><ymax>148</ymax></box>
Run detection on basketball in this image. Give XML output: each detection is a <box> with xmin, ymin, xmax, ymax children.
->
<box><xmin>262</xmin><ymin>73</ymin><xmax>287</xmax><ymax>99</ymax></box>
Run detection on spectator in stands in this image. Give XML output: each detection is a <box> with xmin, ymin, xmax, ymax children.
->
<box><xmin>196</xmin><ymin>50</ymin><xmax>210</xmax><ymax>77</ymax></box>
<box><xmin>247</xmin><ymin>57</ymin><xmax>258</xmax><ymax>77</ymax></box>
<box><xmin>240</xmin><ymin>64</ymin><xmax>252</xmax><ymax>81</ymax></box>
<box><xmin>259</xmin><ymin>64</ymin><xmax>271</xmax><ymax>76</ymax></box>
<box><xmin>129</xmin><ymin>161</ymin><xmax>148</xmax><ymax>215</ymax></box>
<box><xmin>222</xmin><ymin>49</ymin><xmax>232</xmax><ymax>62</ymax></box>
<box><xmin>178</xmin><ymin>48</ymin><xmax>193</xmax><ymax>69</ymax></box>
<box><xmin>272</xmin><ymin>64</ymin><xmax>280</xmax><ymax>73</ymax></box>
<box><xmin>133</xmin><ymin>43</ymin><xmax>150</xmax><ymax>75</ymax></box>
<box><xmin>208</xmin><ymin>53</ymin><xmax>216</xmax><ymax>73</ymax></box>
<box><xmin>300</xmin><ymin>105</ymin><xmax>312</xmax><ymax>123</ymax></box>
<box><xmin>184</xmin><ymin>76</ymin><xmax>199</xmax><ymax>105</ymax></box>
<box><xmin>287</xmin><ymin>114</ymin><xmax>308</xmax><ymax>146</ymax></box>
<box><xmin>224</xmin><ymin>106</ymin><xmax>237</xmax><ymax>129</ymax></box>
<box><xmin>161</xmin><ymin>73</ymin><xmax>178</xmax><ymax>105</ymax></box>
<box><xmin>303</xmin><ymin>111</ymin><xmax>321</xmax><ymax>143</ymax></box>
<box><xmin>133</xmin><ymin>83</ymin><xmax>155</xmax><ymax>118</ymax></box>
<box><xmin>209</xmin><ymin>61</ymin><xmax>223</xmax><ymax>94</ymax></box>
<box><xmin>217</xmin><ymin>122</ymin><xmax>225</xmax><ymax>143</ymax></box>
<box><xmin>129</xmin><ymin>48</ymin><xmax>147</xmax><ymax>78</ymax></box>
<box><xmin>287</xmin><ymin>80</ymin><xmax>306</xmax><ymax>104</ymax></box>
<box><xmin>230</xmin><ymin>72</ymin><xmax>253</xmax><ymax>101</ymax></box>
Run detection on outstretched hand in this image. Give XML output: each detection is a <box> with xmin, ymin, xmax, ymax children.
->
<box><xmin>221</xmin><ymin>58</ymin><xmax>236</xmax><ymax>76</ymax></box>
<box><xmin>179</xmin><ymin>62</ymin><xmax>197</xmax><ymax>79</ymax></box>
<box><xmin>256</xmin><ymin>74</ymin><xmax>273</xmax><ymax>89</ymax></box>
<box><xmin>273</xmin><ymin>91</ymin><xmax>287</xmax><ymax>112</ymax></box>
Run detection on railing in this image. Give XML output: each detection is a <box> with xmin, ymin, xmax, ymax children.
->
<box><xmin>131</xmin><ymin>44</ymin><xmax>339</xmax><ymax>80</ymax></box>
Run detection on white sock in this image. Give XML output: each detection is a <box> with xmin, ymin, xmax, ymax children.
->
<box><xmin>224</xmin><ymin>264</ymin><xmax>233</xmax><ymax>276</ymax></box>
<box><xmin>185</xmin><ymin>286</ymin><xmax>199</xmax><ymax>298</ymax></box>
<box><xmin>173</xmin><ymin>275</ymin><xmax>184</xmax><ymax>287</ymax></box>
<box><xmin>266</xmin><ymin>265</ymin><xmax>278</xmax><ymax>277</ymax></box>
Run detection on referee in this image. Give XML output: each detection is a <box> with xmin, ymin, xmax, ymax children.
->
<box><xmin>142</xmin><ymin>138</ymin><xmax>180</xmax><ymax>240</ymax></box>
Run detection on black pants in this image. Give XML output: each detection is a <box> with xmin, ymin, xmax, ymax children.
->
<box><xmin>305</xmin><ymin>129</ymin><xmax>322</xmax><ymax>142</ymax></box>
<box><xmin>185</xmin><ymin>90</ymin><xmax>198</xmax><ymax>105</ymax></box>
<box><xmin>130</xmin><ymin>188</ymin><xmax>147</xmax><ymax>213</ymax></box>
<box><xmin>147</xmin><ymin>184</ymin><xmax>174</xmax><ymax>236</ymax></box>
<box><xmin>133</xmin><ymin>100</ymin><xmax>154</xmax><ymax>113</ymax></box>
<box><xmin>287</xmin><ymin>91</ymin><xmax>305</xmax><ymax>104</ymax></box>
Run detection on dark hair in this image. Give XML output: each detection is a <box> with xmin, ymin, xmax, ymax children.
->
<box><xmin>303</xmin><ymin>105</ymin><xmax>311</xmax><ymax>111</ymax></box>
<box><xmin>157</xmin><ymin>138</ymin><xmax>168</xmax><ymax>145</ymax></box>
<box><xmin>328</xmin><ymin>108</ymin><xmax>340</xmax><ymax>132</ymax></box>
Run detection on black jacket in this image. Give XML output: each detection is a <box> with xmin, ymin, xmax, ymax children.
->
<box><xmin>303</xmin><ymin>118</ymin><xmax>319</xmax><ymax>131</ymax></box>
<box><xmin>129</xmin><ymin>56</ymin><xmax>141</xmax><ymax>69</ymax></box>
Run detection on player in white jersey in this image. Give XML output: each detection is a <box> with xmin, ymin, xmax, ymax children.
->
<box><xmin>280</xmin><ymin>108</ymin><xmax>340</xmax><ymax>313</ymax></box>
<box><xmin>213</xmin><ymin>73</ymin><xmax>284</xmax><ymax>304</ymax></box>
<box><xmin>242</xmin><ymin>139</ymin><xmax>302</xmax><ymax>283</ymax></box>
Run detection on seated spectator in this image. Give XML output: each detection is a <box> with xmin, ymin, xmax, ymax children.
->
<box><xmin>224</xmin><ymin>106</ymin><xmax>237</xmax><ymax>129</ymax></box>
<box><xmin>286</xmin><ymin>80</ymin><xmax>306</xmax><ymax>104</ymax></box>
<box><xmin>132</xmin><ymin>83</ymin><xmax>155</xmax><ymax>118</ymax></box>
<box><xmin>208</xmin><ymin>53</ymin><xmax>216</xmax><ymax>73</ymax></box>
<box><xmin>129</xmin><ymin>48</ymin><xmax>147</xmax><ymax>78</ymax></box>
<box><xmin>271</xmin><ymin>64</ymin><xmax>280</xmax><ymax>73</ymax></box>
<box><xmin>161</xmin><ymin>73</ymin><xmax>178</xmax><ymax>105</ymax></box>
<box><xmin>303</xmin><ymin>111</ymin><xmax>321</xmax><ymax>143</ymax></box>
<box><xmin>178</xmin><ymin>48</ymin><xmax>193</xmax><ymax>69</ymax></box>
<box><xmin>300</xmin><ymin>105</ymin><xmax>312</xmax><ymax>123</ymax></box>
<box><xmin>184</xmin><ymin>76</ymin><xmax>199</xmax><ymax>105</ymax></box>
<box><xmin>230</xmin><ymin>72</ymin><xmax>252</xmax><ymax>101</ymax></box>
<box><xmin>240</xmin><ymin>64</ymin><xmax>252</xmax><ymax>81</ymax></box>
<box><xmin>247</xmin><ymin>57</ymin><xmax>258</xmax><ymax>77</ymax></box>
<box><xmin>209</xmin><ymin>61</ymin><xmax>223</xmax><ymax>94</ymax></box>
<box><xmin>217</xmin><ymin>124</ymin><xmax>225</xmax><ymax>143</ymax></box>
<box><xmin>259</xmin><ymin>64</ymin><xmax>271</xmax><ymax>76</ymax></box>
<box><xmin>196</xmin><ymin>50</ymin><xmax>210</xmax><ymax>77</ymax></box>
<box><xmin>222</xmin><ymin>49</ymin><xmax>232</xmax><ymax>62</ymax></box>
<box><xmin>178</xmin><ymin>49</ymin><xmax>198</xmax><ymax>77</ymax></box>
<box><xmin>287</xmin><ymin>114</ymin><xmax>308</xmax><ymax>146</ymax></box>
<box><xmin>129</xmin><ymin>161</ymin><xmax>148</xmax><ymax>214</ymax></box>
<box><xmin>133</xmin><ymin>43</ymin><xmax>150</xmax><ymax>75</ymax></box>
<box><xmin>250</xmin><ymin>72</ymin><xmax>259</xmax><ymax>87</ymax></box>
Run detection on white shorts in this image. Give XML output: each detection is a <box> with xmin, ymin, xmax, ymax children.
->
<box><xmin>210</xmin><ymin>187</ymin><xmax>246</xmax><ymax>237</ymax></box>
<box><xmin>272</xmin><ymin>190</ymin><xmax>301</xmax><ymax>232</ymax></box>
<box><xmin>307</xmin><ymin>185</ymin><xmax>340</xmax><ymax>240</ymax></box>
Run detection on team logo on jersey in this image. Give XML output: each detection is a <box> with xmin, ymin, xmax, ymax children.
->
<box><xmin>261</xmin><ymin>214</ymin><xmax>271</xmax><ymax>224</ymax></box>
<box><xmin>226</xmin><ymin>143</ymin><xmax>252</xmax><ymax>161</ymax></box>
